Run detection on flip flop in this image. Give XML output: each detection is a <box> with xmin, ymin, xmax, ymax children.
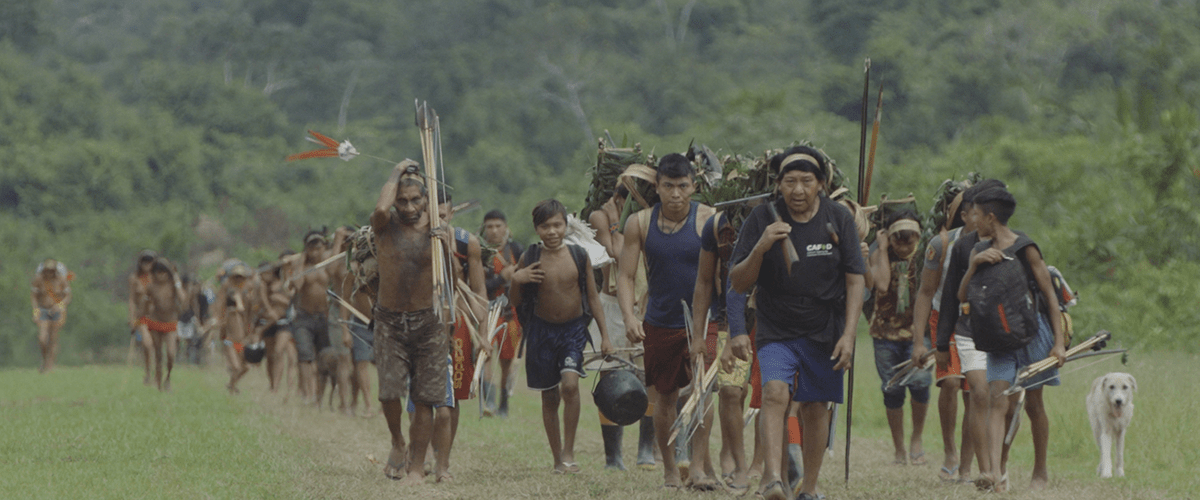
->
<box><xmin>939</xmin><ymin>464</ymin><xmax>959</xmax><ymax>481</ymax></box>
<box><xmin>909</xmin><ymin>451</ymin><xmax>927</xmax><ymax>465</ymax></box>
<box><xmin>384</xmin><ymin>458</ymin><xmax>408</xmax><ymax>480</ymax></box>
<box><xmin>726</xmin><ymin>482</ymin><xmax>751</xmax><ymax>497</ymax></box>
<box><xmin>760</xmin><ymin>480</ymin><xmax>787</xmax><ymax>500</ymax></box>
<box><xmin>563</xmin><ymin>462</ymin><xmax>581</xmax><ymax>474</ymax></box>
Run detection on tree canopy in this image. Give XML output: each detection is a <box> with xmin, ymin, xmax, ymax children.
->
<box><xmin>2</xmin><ymin>0</ymin><xmax>1198</xmax><ymax>365</ymax></box>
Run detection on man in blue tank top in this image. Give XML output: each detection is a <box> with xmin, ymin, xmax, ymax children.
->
<box><xmin>617</xmin><ymin>153</ymin><xmax>716</xmax><ymax>490</ymax></box>
<box><xmin>729</xmin><ymin>146</ymin><xmax>866</xmax><ymax>500</ymax></box>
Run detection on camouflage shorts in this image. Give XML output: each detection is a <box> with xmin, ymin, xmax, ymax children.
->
<box><xmin>373</xmin><ymin>306</ymin><xmax>448</xmax><ymax>405</ymax></box>
<box><xmin>717</xmin><ymin>330</ymin><xmax>753</xmax><ymax>389</ymax></box>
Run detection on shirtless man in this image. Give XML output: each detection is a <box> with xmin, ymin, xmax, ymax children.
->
<box><xmin>255</xmin><ymin>259</ymin><xmax>297</xmax><ymax>395</ymax></box>
<box><xmin>129</xmin><ymin>250</ymin><xmax>156</xmax><ymax>384</ymax></box>
<box><xmin>140</xmin><ymin>258</ymin><xmax>187</xmax><ymax>391</ymax></box>
<box><xmin>371</xmin><ymin>161</ymin><xmax>449</xmax><ymax>484</ymax></box>
<box><xmin>216</xmin><ymin>263</ymin><xmax>255</xmax><ymax>393</ymax></box>
<box><xmin>287</xmin><ymin>230</ymin><xmax>345</xmax><ymax>405</ymax></box>
<box><xmin>618</xmin><ymin>153</ymin><xmax>717</xmax><ymax>489</ymax></box>
<box><xmin>511</xmin><ymin>199</ymin><xmax>613</xmax><ymax>473</ymax></box>
<box><xmin>31</xmin><ymin>259</ymin><xmax>71</xmax><ymax>373</ymax></box>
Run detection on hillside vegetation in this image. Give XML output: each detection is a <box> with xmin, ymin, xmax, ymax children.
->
<box><xmin>2</xmin><ymin>0</ymin><xmax>1197</xmax><ymax>365</ymax></box>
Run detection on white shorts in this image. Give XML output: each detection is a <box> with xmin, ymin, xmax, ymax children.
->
<box><xmin>955</xmin><ymin>335</ymin><xmax>989</xmax><ymax>374</ymax></box>
<box><xmin>585</xmin><ymin>293</ymin><xmax>630</xmax><ymax>370</ymax></box>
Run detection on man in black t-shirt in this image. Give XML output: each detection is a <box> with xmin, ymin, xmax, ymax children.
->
<box><xmin>729</xmin><ymin>147</ymin><xmax>865</xmax><ymax>500</ymax></box>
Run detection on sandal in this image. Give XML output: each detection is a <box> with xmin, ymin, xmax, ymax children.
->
<box><xmin>726</xmin><ymin>480</ymin><xmax>751</xmax><ymax>497</ymax></box>
<box><xmin>939</xmin><ymin>464</ymin><xmax>959</xmax><ymax>481</ymax></box>
<box><xmin>909</xmin><ymin>451</ymin><xmax>927</xmax><ymax>465</ymax></box>
<box><xmin>760</xmin><ymin>480</ymin><xmax>787</xmax><ymax>500</ymax></box>
<box><xmin>383</xmin><ymin>458</ymin><xmax>408</xmax><ymax>481</ymax></box>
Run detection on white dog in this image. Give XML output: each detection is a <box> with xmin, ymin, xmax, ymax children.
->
<box><xmin>1087</xmin><ymin>372</ymin><xmax>1137</xmax><ymax>478</ymax></box>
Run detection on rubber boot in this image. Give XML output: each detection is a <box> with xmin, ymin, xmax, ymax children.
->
<box><xmin>636</xmin><ymin>416</ymin><xmax>656</xmax><ymax>469</ymax></box>
<box><xmin>602</xmin><ymin>424</ymin><xmax>626</xmax><ymax>471</ymax></box>
<box><xmin>497</xmin><ymin>385</ymin><xmax>510</xmax><ymax>418</ymax></box>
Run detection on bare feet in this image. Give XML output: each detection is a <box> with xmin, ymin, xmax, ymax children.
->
<box><xmin>974</xmin><ymin>473</ymin><xmax>996</xmax><ymax>492</ymax></box>
<box><xmin>161</xmin><ymin>380</ymin><xmax>171</xmax><ymax>392</ymax></box>
<box><xmin>662</xmin><ymin>467</ymin><xmax>682</xmax><ymax>489</ymax></box>
<box><xmin>1030</xmin><ymin>473</ymin><xmax>1048</xmax><ymax>490</ymax></box>
<box><xmin>436</xmin><ymin>470</ymin><xmax>454</xmax><ymax>483</ymax></box>
<box><xmin>398</xmin><ymin>470</ymin><xmax>425</xmax><ymax>486</ymax></box>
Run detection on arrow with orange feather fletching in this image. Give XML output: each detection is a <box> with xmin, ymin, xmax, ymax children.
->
<box><xmin>286</xmin><ymin>130</ymin><xmax>359</xmax><ymax>162</ymax></box>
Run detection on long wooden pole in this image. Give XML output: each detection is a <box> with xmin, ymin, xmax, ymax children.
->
<box><xmin>864</xmin><ymin>82</ymin><xmax>883</xmax><ymax>203</ymax></box>
<box><xmin>847</xmin><ymin>57</ymin><xmax>870</xmax><ymax>485</ymax></box>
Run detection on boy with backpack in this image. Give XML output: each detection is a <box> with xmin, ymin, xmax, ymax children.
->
<box><xmin>957</xmin><ymin>186</ymin><xmax>1066</xmax><ymax>492</ymax></box>
<box><xmin>510</xmin><ymin>199</ymin><xmax>614</xmax><ymax>474</ymax></box>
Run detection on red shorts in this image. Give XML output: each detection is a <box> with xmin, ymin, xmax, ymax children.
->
<box><xmin>929</xmin><ymin>310</ymin><xmax>968</xmax><ymax>391</ymax></box>
<box><xmin>451</xmin><ymin>318</ymin><xmax>475</xmax><ymax>401</ymax></box>
<box><xmin>642</xmin><ymin>322</ymin><xmax>691</xmax><ymax>395</ymax></box>
<box><xmin>141</xmin><ymin>318</ymin><xmax>177</xmax><ymax>334</ymax></box>
<box><xmin>494</xmin><ymin>311</ymin><xmax>522</xmax><ymax>361</ymax></box>
<box><xmin>705</xmin><ymin>322</ymin><xmax>720</xmax><ymax>368</ymax></box>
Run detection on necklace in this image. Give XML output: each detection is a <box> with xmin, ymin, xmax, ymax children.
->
<box><xmin>660</xmin><ymin>211</ymin><xmax>686</xmax><ymax>234</ymax></box>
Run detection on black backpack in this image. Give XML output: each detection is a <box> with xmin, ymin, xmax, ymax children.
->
<box><xmin>967</xmin><ymin>235</ymin><xmax>1040</xmax><ymax>353</ymax></box>
<box><xmin>514</xmin><ymin>243</ymin><xmax>593</xmax><ymax>328</ymax></box>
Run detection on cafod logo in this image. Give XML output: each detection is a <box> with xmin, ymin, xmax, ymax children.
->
<box><xmin>805</xmin><ymin>242</ymin><xmax>835</xmax><ymax>258</ymax></box>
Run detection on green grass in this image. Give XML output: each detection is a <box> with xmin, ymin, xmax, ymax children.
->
<box><xmin>0</xmin><ymin>365</ymin><xmax>308</xmax><ymax>499</ymax></box>
<box><xmin>2</xmin><ymin>335</ymin><xmax>1195</xmax><ymax>499</ymax></box>
<box><xmin>845</xmin><ymin>333</ymin><xmax>1200</xmax><ymax>498</ymax></box>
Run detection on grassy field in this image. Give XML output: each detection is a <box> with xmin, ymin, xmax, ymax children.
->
<box><xmin>2</xmin><ymin>335</ymin><xmax>1196</xmax><ymax>499</ymax></box>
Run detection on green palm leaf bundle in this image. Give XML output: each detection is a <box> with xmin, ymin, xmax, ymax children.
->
<box><xmin>579</xmin><ymin>135</ymin><xmax>658</xmax><ymax>220</ymax></box>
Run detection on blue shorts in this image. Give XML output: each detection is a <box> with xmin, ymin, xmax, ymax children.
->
<box><xmin>39</xmin><ymin>308</ymin><xmax>62</xmax><ymax>322</ymax></box>
<box><xmin>758</xmin><ymin>336</ymin><xmax>844</xmax><ymax>404</ymax></box>
<box><xmin>986</xmin><ymin>314</ymin><xmax>1060</xmax><ymax>387</ymax></box>
<box><xmin>872</xmin><ymin>338</ymin><xmax>931</xmax><ymax>409</ymax></box>
<box><xmin>525</xmin><ymin>315</ymin><xmax>589</xmax><ymax>391</ymax></box>
<box><xmin>408</xmin><ymin>354</ymin><xmax>455</xmax><ymax>411</ymax></box>
<box><xmin>348</xmin><ymin>319</ymin><xmax>374</xmax><ymax>363</ymax></box>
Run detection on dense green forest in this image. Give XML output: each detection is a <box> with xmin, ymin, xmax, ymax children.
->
<box><xmin>2</xmin><ymin>0</ymin><xmax>1197</xmax><ymax>366</ymax></box>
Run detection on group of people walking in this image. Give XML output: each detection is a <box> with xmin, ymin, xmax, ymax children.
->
<box><xmin>29</xmin><ymin>139</ymin><xmax>1071</xmax><ymax>499</ymax></box>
